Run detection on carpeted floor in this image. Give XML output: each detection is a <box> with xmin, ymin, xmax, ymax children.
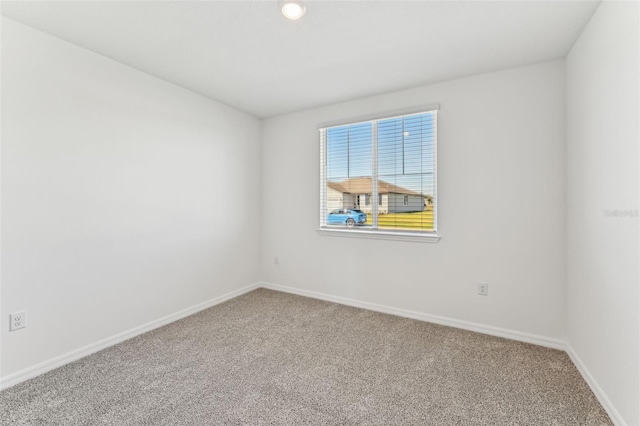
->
<box><xmin>1</xmin><ymin>288</ymin><xmax>611</xmax><ymax>425</ymax></box>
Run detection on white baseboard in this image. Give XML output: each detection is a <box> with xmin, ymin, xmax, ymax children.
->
<box><xmin>0</xmin><ymin>282</ymin><xmax>260</xmax><ymax>390</ymax></box>
<box><xmin>0</xmin><ymin>280</ymin><xmax>625</xmax><ymax>426</ymax></box>
<box><xmin>565</xmin><ymin>344</ymin><xmax>626</xmax><ymax>426</ymax></box>
<box><xmin>259</xmin><ymin>281</ymin><xmax>566</xmax><ymax>350</ymax></box>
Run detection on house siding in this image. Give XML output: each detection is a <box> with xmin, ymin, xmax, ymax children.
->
<box><xmin>387</xmin><ymin>193</ymin><xmax>425</xmax><ymax>213</ymax></box>
<box><xmin>327</xmin><ymin>186</ymin><xmax>344</xmax><ymax>213</ymax></box>
<box><xmin>329</xmin><ymin>189</ymin><xmax>420</xmax><ymax>214</ymax></box>
<box><xmin>353</xmin><ymin>193</ymin><xmax>390</xmax><ymax>214</ymax></box>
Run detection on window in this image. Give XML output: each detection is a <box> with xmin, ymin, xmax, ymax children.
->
<box><xmin>319</xmin><ymin>109</ymin><xmax>438</xmax><ymax>239</ymax></box>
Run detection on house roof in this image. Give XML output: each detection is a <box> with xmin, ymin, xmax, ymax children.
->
<box><xmin>327</xmin><ymin>177</ymin><xmax>422</xmax><ymax>196</ymax></box>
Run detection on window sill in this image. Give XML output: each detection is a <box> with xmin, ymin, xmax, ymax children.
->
<box><xmin>317</xmin><ymin>228</ymin><xmax>440</xmax><ymax>243</ymax></box>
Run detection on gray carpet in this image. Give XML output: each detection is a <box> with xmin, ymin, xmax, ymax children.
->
<box><xmin>1</xmin><ymin>288</ymin><xmax>611</xmax><ymax>425</ymax></box>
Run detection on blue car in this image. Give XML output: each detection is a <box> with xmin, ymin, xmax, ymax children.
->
<box><xmin>327</xmin><ymin>209</ymin><xmax>367</xmax><ymax>227</ymax></box>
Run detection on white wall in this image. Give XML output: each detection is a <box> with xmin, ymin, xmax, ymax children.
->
<box><xmin>566</xmin><ymin>1</ymin><xmax>639</xmax><ymax>425</ymax></box>
<box><xmin>4</xmin><ymin>8</ymin><xmax>636</xmax><ymax>422</ymax></box>
<box><xmin>0</xmin><ymin>18</ymin><xmax>262</xmax><ymax>377</ymax></box>
<box><xmin>261</xmin><ymin>61</ymin><xmax>566</xmax><ymax>340</ymax></box>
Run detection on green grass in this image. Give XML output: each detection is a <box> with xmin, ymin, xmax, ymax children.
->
<box><xmin>366</xmin><ymin>210</ymin><xmax>434</xmax><ymax>231</ymax></box>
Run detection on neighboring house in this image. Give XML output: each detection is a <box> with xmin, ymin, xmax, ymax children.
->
<box><xmin>327</xmin><ymin>177</ymin><xmax>426</xmax><ymax>214</ymax></box>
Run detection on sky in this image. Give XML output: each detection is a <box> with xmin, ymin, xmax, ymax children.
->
<box><xmin>326</xmin><ymin>112</ymin><xmax>435</xmax><ymax>196</ymax></box>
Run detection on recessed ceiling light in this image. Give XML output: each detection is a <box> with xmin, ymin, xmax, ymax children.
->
<box><xmin>281</xmin><ymin>1</ymin><xmax>306</xmax><ymax>20</ymax></box>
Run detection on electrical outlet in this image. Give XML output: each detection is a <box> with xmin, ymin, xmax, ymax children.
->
<box><xmin>274</xmin><ymin>256</ymin><xmax>279</xmax><ymax>265</ymax></box>
<box><xmin>478</xmin><ymin>282</ymin><xmax>489</xmax><ymax>296</ymax></box>
<box><xmin>10</xmin><ymin>311</ymin><xmax>27</xmax><ymax>331</ymax></box>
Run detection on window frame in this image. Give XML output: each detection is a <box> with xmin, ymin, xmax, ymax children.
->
<box><xmin>318</xmin><ymin>106</ymin><xmax>440</xmax><ymax>243</ymax></box>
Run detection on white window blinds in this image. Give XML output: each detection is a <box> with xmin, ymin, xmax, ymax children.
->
<box><xmin>320</xmin><ymin>109</ymin><xmax>437</xmax><ymax>235</ymax></box>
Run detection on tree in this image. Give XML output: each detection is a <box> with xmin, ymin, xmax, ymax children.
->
<box><xmin>425</xmin><ymin>195</ymin><xmax>434</xmax><ymax>210</ymax></box>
